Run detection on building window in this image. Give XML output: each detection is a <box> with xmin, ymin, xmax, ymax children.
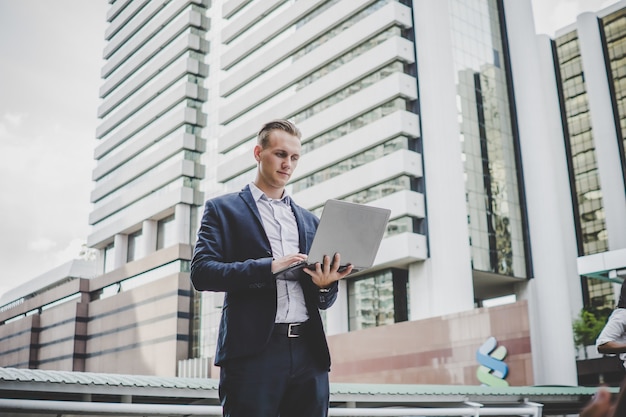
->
<box><xmin>291</xmin><ymin>137</ymin><xmax>409</xmax><ymax>193</ymax></box>
<box><xmin>157</xmin><ymin>215</ymin><xmax>176</xmax><ymax>250</ymax></box>
<box><xmin>348</xmin><ymin>269</ymin><xmax>409</xmax><ymax>331</ymax></box>
<box><xmin>103</xmin><ymin>243</ymin><xmax>115</xmax><ymax>273</ymax></box>
<box><xmin>127</xmin><ymin>230</ymin><xmax>143</xmax><ymax>262</ymax></box>
<box><xmin>450</xmin><ymin>0</ymin><xmax>527</xmax><ymax>278</ymax></box>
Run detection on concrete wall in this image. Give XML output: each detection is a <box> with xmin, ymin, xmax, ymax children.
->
<box><xmin>0</xmin><ymin>245</ymin><xmax>194</xmax><ymax>376</ymax></box>
<box><xmin>328</xmin><ymin>301</ymin><xmax>532</xmax><ymax>385</ymax></box>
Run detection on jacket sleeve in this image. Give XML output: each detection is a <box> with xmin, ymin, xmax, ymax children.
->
<box><xmin>190</xmin><ymin>199</ymin><xmax>275</xmax><ymax>293</ymax></box>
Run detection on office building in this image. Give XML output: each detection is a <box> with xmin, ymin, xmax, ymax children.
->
<box><xmin>550</xmin><ymin>1</ymin><xmax>626</xmax><ymax>384</ymax></box>
<box><xmin>1</xmin><ymin>0</ymin><xmax>625</xmax><ymax>387</ymax></box>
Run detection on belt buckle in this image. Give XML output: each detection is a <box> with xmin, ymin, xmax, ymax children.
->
<box><xmin>287</xmin><ymin>323</ymin><xmax>300</xmax><ymax>338</ymax></box>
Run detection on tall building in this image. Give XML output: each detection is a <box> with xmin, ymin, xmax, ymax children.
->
<box><xmin>550</xmin><ymin>1</ymin><xmax>626</xmax><ymax>385</ymax></box>
<box><xmin>198</xmin><ymin>0</ymin><xmax>577</xmax><ymax>385</ymax></box>
<box><xmin>552</xmin><ymin>3</ymin><xmax>626</xmax><ymax>306</ymax></box>
<box><xmin>1</xmin><ymin>0</ymin><xmax>625</xmax><ymax>387</ymax></box>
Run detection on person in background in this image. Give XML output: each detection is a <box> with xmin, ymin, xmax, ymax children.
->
<box><xmin>190</xmin><ymin>119</ymin><xmax>353</xmax><ymax>417</ymax></box>
<box><xmin>580</xmin><ymin>384</ymin><xmax>626</xmax><ymax>417</ymax></box>
<box><xmin>596</xmin><ymin>280</ymin><xmax>626</xmax><ymax>370</ymax></box>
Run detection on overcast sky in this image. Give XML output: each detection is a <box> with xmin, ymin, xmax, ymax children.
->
<box><xmin>0</xmin><ymin>0</ymin><xmax>619</xmax><ymax>299</ymax></box>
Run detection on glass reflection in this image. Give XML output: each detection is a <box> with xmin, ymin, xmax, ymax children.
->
<box><xmin>450</xmin><ymin>0</ymin><xmax>526</xmax><ymax>277</ymax></box>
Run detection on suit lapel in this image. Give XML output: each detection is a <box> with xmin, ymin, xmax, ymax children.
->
<box><xmin>239</xmin><ymin>185</ymin><xmax>267</xmax><ymax>233</ymax></box>
<box><xmin>290</xmin><ymin>200</ymin><xmax>309</xmax><ymax>253</ymax></box>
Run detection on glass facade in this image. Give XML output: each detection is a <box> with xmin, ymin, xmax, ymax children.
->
<box><xmin>602</xmin><ymin>9</ymin><xmax>626</xmax><ymax>188</ymax></box>
<box><xmin>555</xmin><ymin>30</ymin><xmax>612</xmax><ymax>308</ymax></box>
<box><xmin>348</xmin><ymin>269</ymin><xmax>409</xmax><ymax>330</ymax></box>
<box><xmin>449</xmin><ymin>0</ymin><xmax>527</xmax><ymax>278</ymax></box>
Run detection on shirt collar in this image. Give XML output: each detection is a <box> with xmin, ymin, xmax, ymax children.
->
<box><xmin>249</xmin><ymin>182</ymin><xmax>291</xmax><ymax>205</ymax></box>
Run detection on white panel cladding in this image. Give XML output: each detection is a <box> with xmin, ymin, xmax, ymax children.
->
<box><xmin>91</xmin><ymin>133</ymin><xmax>197</xmax><ymax>202</ymax></box>
<box><xmin>219</xmin><ymin>71</ymin><xmax>418</xmax><ymax>153</ymax></box>
<box><xmin>504</xmin><ymin>0</ymin><xmax>577</xmax><ymax>386</ymax></box>
<box><xmin>217</xmin><ymin>110</ymin><xmax>419</xmax><ymax>183</ymax></box>
<box><xmin>372</xmin><ymin>190</ymin><xmax>425</xmax><ymax>220</ymax></box>
<box><xmin>535</xmin><ymin>35</ymin><xmax>582</xmax><ymax>317</ymax></box>
<box><xmin>101</xmin><ymin>9</ymin><xmax>206</xmax><ymax>79</ymax></box>
<box><xmin>95</xmin><ymin>107</ymin><xmax>201</xmax><ymax>166</ymax></box>
<box><xmin>87</xmin><ymin>187</ymin><xmax>199</xmax><ymax>248</ymax></box>
<box><xmin>96</xmin><ymin>82</ymin><xmax>207</xmax><ymax>139</ymax></box>
<box><xmin>99</xmin><ymin>57</ymin><xmax>208</xmax><ymax>118</ymax></box>
<box><xmin>100</xmin><ymin>33</ymin><xmax>207</xmax><ymax>98</ymax></box>
<box><xmin>105</xmin><ymin>0</ymin><xmax>147</xmax><ymax>38</ymax></box>
<box><xmin>220</xmin><ymin>1</ymin><xmax>408</xmax><ymax>91</ymax></box>
<box><xmin>221</xmin><ymin>0</ymin><xmax>286</xmax><ymax>44</ymax></box>
<box><xmin>221</xmin><ymin>2</ymin><xmax>411</xmax><ymax>98</ymax></box>
<box><xmin>89</xmin><ymin>159</ymin><xmax>201</xmax><ymax>224</ymax></box>
<box><xmin>94</xmin><ymin>131</ymin><xmax>199</xmax><ymax>182</ymax></box>
<box><xmin>222</xmin><ymin>0</ymin><xmax>251</xmax><ymax>19</ymax></box>
<box><xmin>104</xmin><ymin>4</ymin><xmax>207</xmax><ymax>75</ymax></box>
<box><xmin>295</xmin><ymin>111</ymin><xmax>419</xmax><ymax>179</ymax></box>
<box><xmin>412</xmin><ymin>0</ymin><xmax>475</xmax><ymax>318</ymax></box>
<box><xmin>374</xmin><ymin>232</ymin><xmax>428</xmax><ymax>267</ymax></box>
<box><xmin>293</xmin><ymin>149</ymin><xmax>423</xmax><ymax>208</ymax></box>
<box><xmin>104</xmin><ymin>0</ymin><xmax>169</xmax><ymax>59</ymax></box>
<box><xmin>98</xmin><ymin>57</ymin><xmax>206</xmax><ymax>124</ymax></box>
<box><xmin>113</xmin><ymin>234</ymin><xmax>129</xmax><ymax>269</ymax></box>
<box><xmin>221</xmin><ymin>36</ymin><xmax>415</xmax><ymax>124</ymax></box>
<box><xmin>105</xmin><ymin>0</ymin><xmax>209</xmax><ymax>59</ymax></box>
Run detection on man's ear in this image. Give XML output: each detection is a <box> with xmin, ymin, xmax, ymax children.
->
<box><xmin>253</xmin><ymin>145</ymin><xmax>262</xmax><ymax>162</ymax></box>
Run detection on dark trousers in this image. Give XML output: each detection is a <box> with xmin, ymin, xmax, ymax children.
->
<box><xmin>219</xmin><ymin>326</ymin><xmax>329</xmax><ymax>417</ymax></box>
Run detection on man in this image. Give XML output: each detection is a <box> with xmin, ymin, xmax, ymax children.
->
<box><xmin>190</xmin><ymin>119</ymin><xmax>353</xmax><ymax>417</ymax></box>
<box><xmin>596</xmin><ymin>280</ymin><xmax>626</xmax><ymax>369</ymax></box>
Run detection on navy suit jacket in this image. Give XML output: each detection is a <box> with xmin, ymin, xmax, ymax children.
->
<box><xmin>190</xmin><ymin>185</ymin><xmax>339</xmax><ymax>368</ymax></box>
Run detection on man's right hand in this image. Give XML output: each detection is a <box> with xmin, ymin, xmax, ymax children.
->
<box><xmin>271</xmin><ymin>253</ymin><xmax>308</xmax><ymax>273</ymax></box>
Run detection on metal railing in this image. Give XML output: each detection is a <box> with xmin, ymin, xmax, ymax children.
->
<box><xmin>0</xmin><ymin>398</ymin><xmax>543</xmax><ymax>416</ymax></box>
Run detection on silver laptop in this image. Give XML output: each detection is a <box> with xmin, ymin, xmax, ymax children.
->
<box><xmin>275</xmin><ymin>199</ymin><xmax>391</xmax><ymax>279</ymax></box>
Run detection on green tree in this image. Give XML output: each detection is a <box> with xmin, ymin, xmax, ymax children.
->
<box><xmin>572</xmin><ymin>308</ymin><xmax>611</xmax><ymax>359</ymax></box>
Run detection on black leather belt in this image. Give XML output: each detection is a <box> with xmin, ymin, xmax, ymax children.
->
<box><xmin>274</xmin><ymin>322</ymin><xmax>306</xmax><ymax>338</ymax></box>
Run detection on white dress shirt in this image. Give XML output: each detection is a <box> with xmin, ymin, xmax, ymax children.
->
<box><xmin>249</xmin><ymin>183</ymin><xmax>309</xmax><ymax>323</ymax></box>
<box><xmin>596</xmin><ymin>308</ymin><xmax>626</xmax><ymax>369</ymax></box>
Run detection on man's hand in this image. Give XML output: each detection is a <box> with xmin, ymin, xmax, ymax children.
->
<box><xmin>302</xmin><ymin>253</ymin><xmax>353</xmax><ymax>288</ymax></box>
<box><xmin>580</xmin><ymin>388</ymin><xmax>614</xmax><ymax>417</ymax></box>
<box><xmin>271</xmin><ymin>253</ymin><xmax>308</xmax><ymax>273</ymax></box>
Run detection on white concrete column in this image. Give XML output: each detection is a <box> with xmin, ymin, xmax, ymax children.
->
<box><xmin>503</xmin><ymin>0</ymin><xmax>577</xmax><ymax>385</ymax></box>
<box><xmin>536</xmin><ymin>34</ymin><xmax>584</xmax><ymax>320</ymax></box>
<box><xmin>142</xmin><ymin>219</ymin><xmax>157</xmax><ymax>256</ymax></box>
<box><xmin>577</xmin><ymin>13</ymin><xmax>626</xmax><ymax>250</ymax></box>
<box><xmin>175</xmin><ymin>204</ymin><xmax>191</xmax><ymax>245</ymax></box>
<box><xmin>411</xmin><ymin>0</ymin><xmax>474</xmax><ymax>319</ymax></box>
<box><xmin>325</xmin><ymin>279</ymin><xmax>349</xmax><ymax>335</ymax></box>
<box><xmin>113</xmin><ymin>233</ymin><xmax>128</xmax><ymax>269</ymax></box>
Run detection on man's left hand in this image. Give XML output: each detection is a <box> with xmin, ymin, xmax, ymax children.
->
<box><xmin>302</xmin><ymin>253</ymin><xmax>353</xmax><ymax>288</ymax></box>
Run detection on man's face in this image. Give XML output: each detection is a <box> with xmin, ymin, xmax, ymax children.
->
<box><xmin>254</xmin><ymin>129</ymin><xmax>301</xmax><ymax>197</ymax></box>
